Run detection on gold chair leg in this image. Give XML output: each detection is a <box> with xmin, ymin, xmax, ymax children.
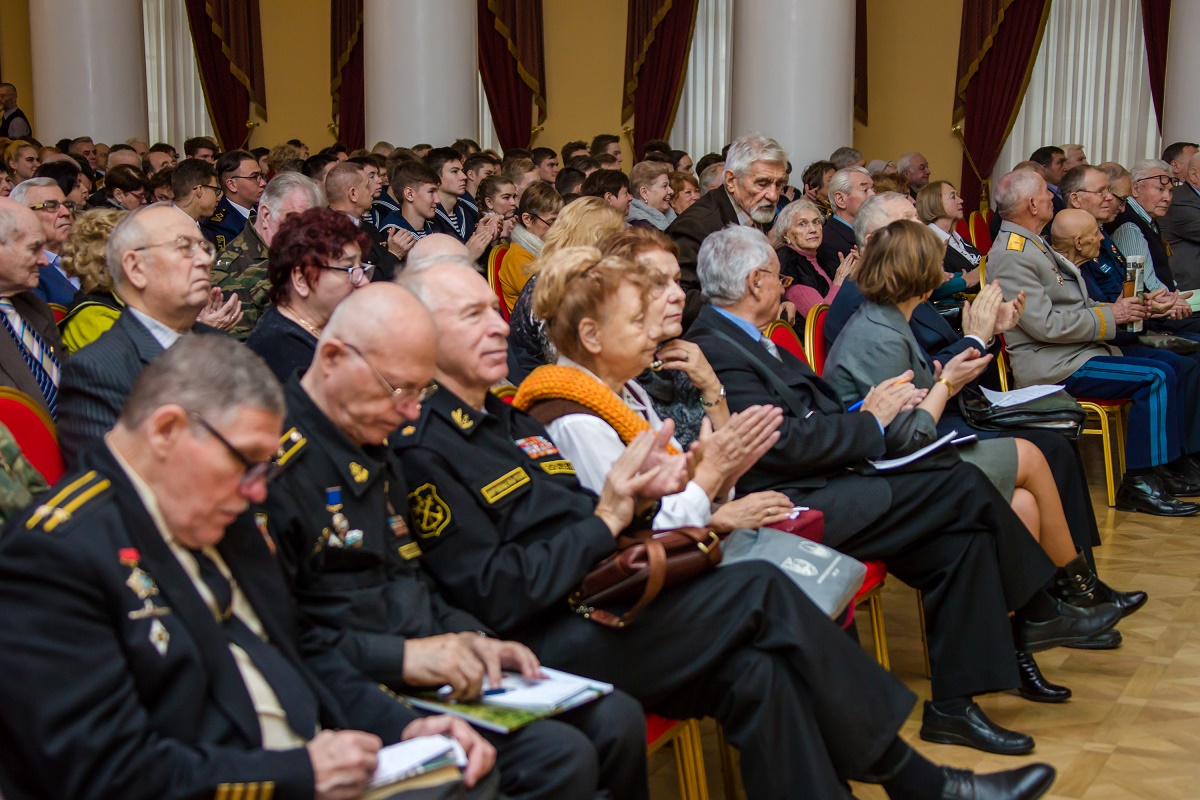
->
<box><xmin>686</xmin><ymin>719</ymin><xmax>710</xmax><ymax>800</ymax></box>
<box><xmin>866</xmin><ymin>593</ymin><xmax>890</xmax><ymax>670</ymax></box>
<box><xmin>716</xmin><ymin>724</ymin><xmax>738</xmax><ymax>800</ymax></box>
<box><xmin>1115</xmin><ymin>407</ymin><xmax>1127</xmax><ymax>478</ymax></box>
<box><xmin>1096</xmin><ymin>409</ymin><xmax>1115</xmax><ymax>507</ymax></box>
<box><xmin>916</xmin><ymin>591</ymin><xmax>932</xmax><ymax>679</ymax></box>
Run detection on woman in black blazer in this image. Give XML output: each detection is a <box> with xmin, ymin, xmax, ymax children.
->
<box><xmin>917</xmin><ymin>180</ymin><xmax>983</xmax><ymax>301</ymax></box>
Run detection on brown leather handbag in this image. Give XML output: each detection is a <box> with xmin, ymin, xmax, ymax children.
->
<box><xmin>568</xmin><ymin>527</ymin><xmax>722</xmax><ymax>629</ymax></box>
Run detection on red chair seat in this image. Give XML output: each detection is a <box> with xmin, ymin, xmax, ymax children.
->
<box><xmin>0</xmin><ymin>388</ymin><xmax>63</xmax><ymax>484</ymax></box>
<box><xmin>1073</xmin><ymin>397</ymin><xmax>1127</xmax><ymax>406</ymax></box>
<box><xmin>854</xmin><ymin>560</ymin><xmax>887</xmax><ymax>602</ymax></box>
<box><xmin>645</xmin><ymin>713</ymin><xmax>678</xmax><ymax>747</ymax></box>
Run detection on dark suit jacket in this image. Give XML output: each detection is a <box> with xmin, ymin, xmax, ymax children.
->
<box><xmin>32</xmin><ymin>264</ymin><xmax>78</xmax><ymax>307</ymax></box>
<box><xmin>0</xmin><ymin>447</ymin><xmax>417</xmax><ymax>800</ymax></box>
<box><xmin>0</xmin><ymin>291</ymin><xmax>66</xmax><ymax>412</ymax></box>
<box><xmin>57</xmin><ymin>310</ymin><xmax>217</xmax><ymax>469</ymax></box>
<box><xmin>816</xmin><ymin>216</ymin><xmax>857</xmax><ymax>275</ymax></box>
<box><xmin>1160</xmin><ymin>182</ymin><xmax>1200</xmax><ymax>291</ymax></box>
<box><xmin>667</xmin><ymin>189</ymin><xmax>764</xmax><ymax>328</ymax></box>
<box><xmin>687</xmin><ymin>305</ymin><xmax>904</xmax><ymax>543</ymax></box>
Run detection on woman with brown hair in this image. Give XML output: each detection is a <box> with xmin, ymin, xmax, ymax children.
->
<box><xmin>513</xmin><ymin>244</ymin><xmax>791</xmax><ymax>532</ymax></box>
<box><xmin>668</xmin><ymin>170</ymin><xmax>700</xmax><ymax>216</ymax></box>
<box><xmin>496</xmin><ymin>180</ymin><xmax>563</xmax><ymax>311</ymax></box>
<box><xmin>825</xmin><ymin>219</ymin><xmax>1142</xmax><ymax>703</ymax></box>
<box><xmin>625</xmin><ymin>161</ymin><xmax>675</xmax><ymax>231</ymax></box>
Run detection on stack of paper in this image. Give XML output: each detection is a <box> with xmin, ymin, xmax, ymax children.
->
<box><xmin>366</xmin><ymin>735</ymin><xmax>466</xmax><ymax>797</ymax></box>
<box><xmin>980</xmin><ymin>385</ymin><xmax>1064</xmax><ymax>408</ymax></box>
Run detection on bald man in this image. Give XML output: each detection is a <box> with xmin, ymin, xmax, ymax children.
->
<box><xmin>259</xmin><ymin>281</ymin><xmax>649</xmax><ymax>800</ymax></box>
<box><xmin>990</xmin><ymin>174</ymin><xmax>1200</xmax><ymax>515</ymax></box>
<box><xmin>56</xmin><ymin>203</ymin><xmax>225</xmax><ymax>468</ymax></box>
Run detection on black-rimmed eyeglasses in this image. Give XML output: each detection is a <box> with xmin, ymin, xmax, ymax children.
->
<box><xmin>319</xmin><ymin>263</ymin><xmax>375</xmax><ymax>286</ymax></box>
<box><xmin>342</xmin><ymin>342</ymin><xmax>438</xmax><ymax>405</ymax></box>
<box><xmin>189</xmin><ymin>411</ymin><xmax>279</xmax><ymax>486</ymax></box>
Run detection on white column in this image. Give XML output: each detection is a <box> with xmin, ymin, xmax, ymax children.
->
<box><xmin>730</xmin><ymin>0</ymin><xmax>854</xmax><ymax>165</ymax></box>
<box><xmin>364</xmin><ymin>0</ymin><xmax>478</xmax><ymax>148</ymax></box>
<box><xmin>1162</xmin><ymin>1</ymin><xmax>1200</xmax><ymax>146</ymax></box>
<box><xmin>28</xmin><ymin>0</ymin><xmax>148</xmax><ymax>145</ymax></box>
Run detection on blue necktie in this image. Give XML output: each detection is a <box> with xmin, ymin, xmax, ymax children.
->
<box><xmin>0</xmin><ymin>297</ymin><xmax>60</xmax><ymax>417</ymax></box>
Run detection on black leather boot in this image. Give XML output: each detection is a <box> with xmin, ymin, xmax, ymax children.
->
<box><xmin>1016</xmin><ymin>650</ymin><xmax>1071</xmax><ymax>703</ymax></box>
<box><xmin>1055</xmin><ymin>549</ymin><xmax>1148</xmax><ymax>618</ymax></box>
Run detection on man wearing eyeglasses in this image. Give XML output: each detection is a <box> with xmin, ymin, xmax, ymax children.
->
<box><xmin>1109</xmin><ymin>160</ymin><xmax>1197</xmax><ymax>329</ymax></box>
<box><xmin>258</xmin><ymin>282</ymin><xmax>649</xmax><ymax>800</ymax></box>
<box><xmin>171</xmin><ymin>158</ymin><xmax>222</xmax><ymax>226</ymax></box>
<box><xmin>56</xmin><ymin>204</ymin><xmax>225</xmax><ymax>469</ymax></box>
<box><xmin>201</xmin><ymin>149</ymin><xmax>266</xmax><ymax>251</ymax></box>
<box><xmin>9</xmin><ymin>177</ymin><xmax>76</xmax><ymax>307</ymax></box>
<box><xmin>0</xmin><ymin>335</ymin><xmax>500</xmax><ymax>800</ymax></box>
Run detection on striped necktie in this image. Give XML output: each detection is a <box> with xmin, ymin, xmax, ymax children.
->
<box><xmin>760</xmin><ymin>335</ymin><xmax>783</xmax><ymax>361</ymax></box>
<box><xmin>0</xmin><ymin>297</ymin><xmax>60</xmax><ymax>416</ymax></box>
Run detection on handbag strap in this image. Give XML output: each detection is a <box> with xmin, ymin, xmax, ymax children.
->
<box><xmin>706</xmin><ymin>329</ymin><xmax>812</xmax><ymax>422</ymax></box>
<box><xmin>586</xmin><ymin>534</ymin><xmax>668</xmax><ymax>628</ymax></box>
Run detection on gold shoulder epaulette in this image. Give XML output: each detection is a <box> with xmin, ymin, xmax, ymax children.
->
<box><xmin>25</xmin><ymin>471</ymin><xmax>112</xmax><ymax>532</ymax></box>
<box><xmin>214</xmin><ymin>781</ymin><xmax>275</xmax><ymax>800</ymax></box>
<box><xmin>276</xmin><ymin>427</ymin><xmax>307</xmax><ymax>468</ymax></box>
<box><xmin>1006</xmin><ymin>234</ymin><xmax>1027</xmax><ymax>251</ymax></box>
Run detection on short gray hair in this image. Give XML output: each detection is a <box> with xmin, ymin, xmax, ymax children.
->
<box><xmin>771</xmin><ymin>199</ymin><xmax>824</xmax><ymax>242</ymax></box>
<box><xmin>828</xmin><ymin>166</ymin><xmax>870</xmax><ymax>205</ymax></box>
<box><xmin>9</xmin><ymin>177</ymin><xmax>58</xmax><ymax>205</ymax></box>
<box><xmin>105</xmin><ymin>202</ymin><xmax>169</xmax><ymax>289</ymax></box>
<box><xmin>119</xmin><ymin>334</ymin><xmax>284</xmax><ymax>429</ymax></box>
<box><xmin>724</xmin><ymin>133</ymin><xmax>787</xmax><ymax>179</ymax></box>
<box><xmin>993</xmin><ymin>169</ymin><xmax>1045</xmax><ymax>217</ymax></box>
<box><xmin>397</xmin><ymin>254</ymin><xmax>479</xmax><ymax>305</ymax></box>
<box><xmin>896</xmin><ymin>152</ymin><xmax>922</xmax><ymax>174</ymax></box>
<box><xmin>854</xmin><ymin>192</ymin><xmax>910</xmax><ymax>248</ymax></box>
<box><xmin>1130</xmin><ymin>159</ymin><xmax>1171</xmax><ymax>183</ymax></box>
<box><xmin>260</xmin><ymin>172</ymin><xmax>325</xmax><ymax>214</ymax></box>
<box><xmin>698</xmin><ymin>163</ymin><xmax>725</xmax><ymax>193</ymax></box>
<box><xmin>697</xmin><ymin>225</ymin><xmax>775</xmax><ymax>306</ymax></box>
<box><xmin>830</xmin><ymin>146</ymin><xmax>863</xmax><ymax>169</ymax></box>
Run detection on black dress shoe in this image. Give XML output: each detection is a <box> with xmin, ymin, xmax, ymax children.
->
<box><xmin>1064</xmin><ymin>629</ymin><xmax>1123</xmax><ymax>650</ymax></box>
<box><xmin>920</xmin><ymin>701</ymin><xmax>1034</xmax><ymax>755</ymax></box>
<box><xmin>1016</xmin><ymin>651</ymin><xmax>1071</xmax><ymax>703</ymax></box>
<box><xmin>1152</xmin><ymin>465</ymin><xmax>1200</xmax><ymax>497</ymax></box>
<box><xmin>942</xmin><ymin>764</ymin><xmax>1056</xmax><ymax>800</ymax></box>
<box><xmin>1115</xmin><ymin>475</ymin><xmax>1200</xmax><ymax>516</ymax></box>
<box><xmin>1018</xmin><ymin>598</ymin><xmax>1121</xmax><ymax>653</ymax></box>
<box><xmin>1101</xmin><ymin>584</ymin><xmax>1148</xmax><ymax>617</ymax></box>
<box><xmin>1053</xmin><ymin>549</ymin><xmax>1148</xmax><ymax>621</ymax></box>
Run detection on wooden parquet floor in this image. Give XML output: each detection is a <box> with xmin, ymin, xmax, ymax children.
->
<box><xmin>647</xmin><ymin>439</ymin><xmax>1200</xmax><ymax>799</ymax></box>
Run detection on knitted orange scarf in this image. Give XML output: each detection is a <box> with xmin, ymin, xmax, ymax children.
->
<box><xmin>513</xmin><ymin>365</ymin><xmax>680</xmax><ymax>454</ymax></box>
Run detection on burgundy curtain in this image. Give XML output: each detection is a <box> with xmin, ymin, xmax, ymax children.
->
<box><xmin>478</xmin><ymin>0</ymin><xmax>546</xmax><ymax>152</ymax></box>
<box><xmin>1140</xmin><ymin>0</ymin><xmax>1171</xmax><ymax>132</ymax></box>
<box><xmin>854</xmin><ymin>0</ymin><xmax>868</xmax><ymax>126</ymax></box>
<box><xmin>332</xmin><ymin>0</ymin><xmax>365</xmax><ymax>150</ymax></box>
<box><xmin>622</xmin><ymin>0</ymin><xmax>699</xmax><ymax>158</ymax></box>
<box><xmin>184</xmin><ymin>0</ymin><xmax>268</xmax><ymax>151</ymax></box>
<box><xmin>953</xmin><ymin>0</ymin><xmax>1052</xmax><ymax>210</ymax></box>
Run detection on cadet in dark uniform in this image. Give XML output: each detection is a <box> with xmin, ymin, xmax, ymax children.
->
<box><xmin>0</xmin><ymin>336</ymin><xmax>498</xmax><ymax>800</ymax></box>
<box><xmin>392</xmin><ymin>258</ymin><xmax>1058</xmax><ymax>800</ymax></box>
<box><xmin>258</xmin><ymin>283</ymin><xmax>648</xmax><ymax>800</ymax></box>
<box><xmin>201</xmin><ymin>150</ymin><xmax>265</xmax><ymax>250</ymax></box>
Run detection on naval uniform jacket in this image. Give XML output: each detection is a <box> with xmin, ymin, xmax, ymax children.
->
<box><xmin>200</xmin><ymin>196</ymin><xmax>251</xmax><ymax>252</ymax></box>
<box><xmin>0</xmin><ymin>446</ymin><xmax>419</xmax><ymax>800</ymax></box>
<box><xmin>259</xmin><ymin>377</ymin><xmax>491</xmax><ymax>687</ymax></box>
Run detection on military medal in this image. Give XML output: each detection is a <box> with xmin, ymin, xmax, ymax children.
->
<box><xmin>344</xmin><ymin>529</ymin><xmax>364</xmax><ymax>548</ymax></box>
<box><xmin>128</xmin><ymin>598</ymin><xmax>172</xmax><ymax>620</ymax></box>
<box><xmin>388</xmin><ymin>515</ymin><xmax>409</xmax><ymax>537</ymax></box>
<box><xmin>325</xmin><ymin>486</ymin><xmax>349</xmax><ymax>546</ymax></box>
<box><xmin>149</xmin><ymin>618</ymin><xmax>170</xmax><ymax>656</ymax></box>
<box><xmin>120</xmin><ymin>550</ymin><xmax>160</xmax><ymax>601</ymax></box>
<box><xmin>514</xmin><ymin>436</ymin><xmax>559</xmax><ymax>459</ymax></box>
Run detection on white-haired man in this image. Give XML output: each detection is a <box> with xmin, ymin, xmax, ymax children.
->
<box><xmin>817</xmin><ymin>166</ymin><xmax>875</xmax><ymax>274</ymax></box>
<box><xmin>987</xmin><ymin>168</ymin><xmax>1200</xmax><ymax>516</ymax></box>
<box><xmin>1160</xmin><ymin>151</ymin><xmax>1200</xmax><ymax>291</ymax></box>
<box><xmin>686</xmin><ymin>224</ymin><xmax>1118</xmax><ymax>758</ymax></box>
<box><xmin>897</xmin><ymin>152</ymin><xmax>931</xmax><ymax>198</ymax></box>
<box><xmin>668</xmin><ymin>132</ymin><xmax>789</xmax><ymax>325</ymax></box>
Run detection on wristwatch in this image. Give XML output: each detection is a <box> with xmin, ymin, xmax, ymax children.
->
<box><xmin>700</xmin><ymin>385</ymin><xmax>726</xmax><ymax>408</ymax></box>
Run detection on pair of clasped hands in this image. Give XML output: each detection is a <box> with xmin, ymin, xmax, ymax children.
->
<box><xmin>1111</xmin><ymin>287</ymin><xmax>1195</xmax><ymax>323</ymax></box>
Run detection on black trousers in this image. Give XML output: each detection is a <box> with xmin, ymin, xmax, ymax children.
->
<box><xmin>519</xmin><ymin>561</ymin><xmax>916</xmax><ymax>800</ymax></box>
<box><xmin>480</xmin><ymin>691</ymin><xmax>648</xmax><ymax>800</ymax></box>
<box><xmin>791</xmin><ymin>461</ymin><xmax>1056</xmax><ymax>701</ymax></box>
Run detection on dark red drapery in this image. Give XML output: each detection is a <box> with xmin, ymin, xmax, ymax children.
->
<box><xmin>1140</xmin><ymin>0</ymin><xmax>1171</xmax><ymax>132</ymax></box>
<box><xmin>622</xmin><ymin>0</ymin><xmax>699</xmax><ymax>158</ymax></box>
<box><xmin>854</xmin><ymin>0</ymin><xmax>868</xmax><ymax>126</ymax></box>
<box><xmin>953</xmin><ymin>0</ymin><xmax>1052</xmax><ymax>210</ymax></box>
<box><xmin>478</xmin><ymin>0</ymin><xmax>546</xmax><ymax>152</ymax></box>
<box><xmin>184</xmin><ymin>0</ymin><xmax>267</xmax><ymax>151</ymax></box>
<box><xmin>331</xmin><ymin>0</ymin><xmax>365</xmax><ymax>150</ymax></box>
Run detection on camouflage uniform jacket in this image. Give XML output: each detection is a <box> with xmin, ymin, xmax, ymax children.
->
<box><xmin>0</xmin><ymin>422</ymin><xmax>48</xmax><ymax>526</ymax></box>
<box><xmin>211</xmin><ymin>222</ymin><xmax>269</xmax><ymax>340</ymax></box>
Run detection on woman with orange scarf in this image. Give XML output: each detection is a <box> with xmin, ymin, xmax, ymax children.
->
<box><xmin>514</xmin><ymin>246</ymin><xmax>794</xmax><ymax>532</ymax></box>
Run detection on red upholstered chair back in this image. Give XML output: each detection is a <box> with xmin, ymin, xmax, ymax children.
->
<box><xmin>956</xmin><ymin>209</ymin><xmax>994</xmax><ymax>254</ymax></box>
<box><xmin>48</xmin><ymin>303</ymin><xmax>68</xmax><ymax>323</ymax></box>
<box><xmin>487</xmin><ymin>246</ymin><xmax>511</xmax><ymax>321</ymax></box>
<box><xmin>804</xmin><ymin>304</ymin><xmax>830</xmax><ymax>376</ymax></box>
<box><xmin>764</xmin><ymin>319</ymin><xmax>806</xmax><ymax>363</ymax></box>
<box><xmin>0</xmin><ymin>387</ymin><xmax>64</xmax><ymax>484</ymax></box>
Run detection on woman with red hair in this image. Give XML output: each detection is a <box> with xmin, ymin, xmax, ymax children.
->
<box><xmin>246</xmin><ymin>206</ymin><xmax>373</xmax><ymax>381</ymax></box>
